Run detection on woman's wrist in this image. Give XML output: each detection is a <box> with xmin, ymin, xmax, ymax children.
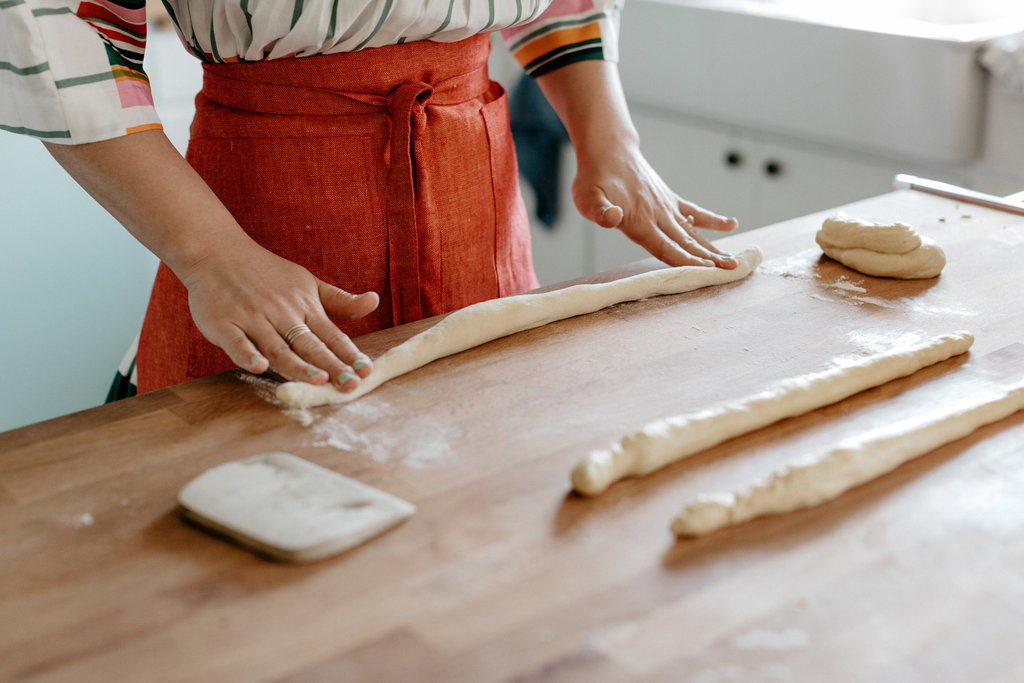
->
<box><xmin>536</xmin><ymin>60</ymin><xmax>639</xmax><ymax>158</ymax></box>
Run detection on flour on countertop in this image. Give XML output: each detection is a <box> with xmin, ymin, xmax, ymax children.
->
<box><xmin>731</xmin><ymin>627</ymin><xmax>809</xmax><ymax>651</ymax></box>
<box><xmin>63</xmin><ymin>512</ymin><xmax>94</xmax><ymax>528</ymax></box>
<box><xmin>311</xmin><ymin>399</ymin><xmax>456</xmax><ymax>470</ymax></box>
<box><xmin>231</xmin><ymin>367</ymin><xmax>455</xmax><ymax>469</ymax></box>
<box><xmin>230</xmin><ymin>369</ymin><xmax>280</xmax><ymax>402</ymax></box>
<box><xmin>989</xmin><ymin>223</ymin><xmax>1024</xmax><ymax>247</ymax></box>
<box><xmin>825</xmin><ymin>277</ymin><xmax>866</xmax><ymax>294</ymax></box>
<box><xmin>757</xmin><ymin>250</ymin><xmax>820</xmax><ymax>280</ymax></box>
<box><xmin>842</xmin><ymin>330</ymin><xmax>931</xmax><ymax>356</ymax></box>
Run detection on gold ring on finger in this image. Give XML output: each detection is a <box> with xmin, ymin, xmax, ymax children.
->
<box><xmin>283</xmin><ymin>323</ymin><xmax>312</xmax><ymax>347</ymax></box>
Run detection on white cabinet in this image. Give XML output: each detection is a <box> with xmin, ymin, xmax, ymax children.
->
<box><xmin>751</xmin><ymin>135</ymin><xmax>896</xmax><ymax>227</ymax></box>
<box><xmin>591</xmin><ymin>106</ymin><xmax>904</xmax><ymax>273</ymax></box>
<box><xmin>632</xmin><ymin>110</ymin><xmax>755</xmax><ymax>227</ymax></box>
<box><xmin>505</xmin><ymin>37</ymin><xmax>1024</xmax><ymax>284</ymax></box>
<box><xmin>633</xmin><ymin>106</ymin><xmax>903</xmax><ymax>229</ymax></box>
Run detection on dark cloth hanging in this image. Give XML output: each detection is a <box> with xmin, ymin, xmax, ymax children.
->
<box><xmin>509</xmin><ymin>73</ymin><xmax>570</xmax><ymax>228</ymax></box>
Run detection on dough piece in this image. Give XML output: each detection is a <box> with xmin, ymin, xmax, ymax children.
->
<box><xmin>277</xmin><ymin>246</ymin><xmax>763</xmax><ymax>409</ymax></box>
<box><xmin>819</xmin><ymin>238</ymin><xmax>945</xmax><ymax>280</ymax></box>
<box><xmin>571</xmin><ymin>331</ymin><xmax>974</xmax><ymax>496</ymax></box>
<box><xmin>817</xmin><ymin>213</ymin><xmax>921</xmax><ymax>254</ymax></box>
<box><xmin>815</xmin><ymin>213</ymin><xmax>945</xmax><ymax>279</ymax></box>
<box><xmin>178</xmin><ymin>452</ymin><xmax>415</xmax><ymax>562</ymax></box>
<box><xmin>671</xmin><ymin>381</ymin><xmax>1024</xmax><ymax>537</ymax></box>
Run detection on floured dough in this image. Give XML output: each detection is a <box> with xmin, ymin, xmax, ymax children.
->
<box><xmin>817</xmin><ymin>213</ymin><xmax>921</xmax><ymax>253</ymax></box>
<box><xmin>671</xmin><ymin>381</ymin><xmax>1024</xmax><ymax>537</ymax></box>
<box><xmin>571</xmin><ymin>331</ymin><xmax>974</xmax><ymax>496</ymax></box>
<box><xmin>277</xmin><ymin>246</ymin><xmax>763</xmax><ymax>409</ymax></box>
<box><xmin>178</xmin><ymin>452</ymin><xmax>415</xmax><ymax>562</ymax></box>
<box><xmin>816</xmin><ymin>212</ymin><xmax>945</xmax><ymax>279</ymax></box>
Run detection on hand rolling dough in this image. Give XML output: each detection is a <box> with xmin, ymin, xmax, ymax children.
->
<box><xmin>572</xmin><ymin>331</ymin><xmax>974</xmax><ymax>496</ymax></box>
<box><xmin>671</xmin><ymin>380</ymin><xmax>1024</xmax><ymax>537</ymax></box>
<box><xmin>816</xmin><ymin>213</ymin><xmax>945</xmax><ymax>279</ymax></box>
<box><xmin>277</xmin><ymin>246</ymin><xmax>763</xmax><ymax>409</ymax></box>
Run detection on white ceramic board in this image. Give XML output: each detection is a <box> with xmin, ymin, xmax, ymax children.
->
<box><xmin>178</xmin><ymin>452</ymin><xmax>415</xmax><ymax>563</ymax></box>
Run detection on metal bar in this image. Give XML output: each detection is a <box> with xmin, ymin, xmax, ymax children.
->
<box><xmin>893</xmin><ymin>174</ymin><xmax>1024</xmax><ymax>217</ymax></box>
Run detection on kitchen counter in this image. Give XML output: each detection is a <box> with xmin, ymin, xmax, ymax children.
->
<box><xmin>3</xmin><ymin>189</ymin><xmax>1024</xmax><ymax>681</ymax></box>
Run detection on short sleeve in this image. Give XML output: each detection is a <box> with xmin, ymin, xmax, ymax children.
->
<box><xmin>0</xmin><ymin>0</ymin><xmax>161</xmax><ymax>144</ymax></box>
<box><xmin>499</xmin><ymin>0</ymin><xmax>621</xmax><ymax>78</ymax></box>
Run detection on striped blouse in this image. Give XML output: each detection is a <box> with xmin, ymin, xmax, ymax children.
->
<box><xmin>0</xmin><ymin>0</ymin><xmax>621</xmax><ymax>145</ymax></box>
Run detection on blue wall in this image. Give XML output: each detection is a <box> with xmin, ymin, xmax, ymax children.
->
<box><xmin>0</xmin><ymin>134</ymin><xmax>159</xmax><ymax>431</ymax></box>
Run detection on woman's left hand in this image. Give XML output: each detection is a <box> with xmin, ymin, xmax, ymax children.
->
<box><xmin>534</xmin><ymin>59</ymin><xmax>739</xmax><ymax>270</ymax></box>
<box><xmin>572</xmin><ymin>143</ymin><xmax>738</xmax><ymax>269</ymax></box>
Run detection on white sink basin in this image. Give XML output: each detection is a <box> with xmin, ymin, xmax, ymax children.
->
<box><xmin>619</xmin><ymin>0</ymin><xmax>1024</xmax><ymax>163</ymax></box>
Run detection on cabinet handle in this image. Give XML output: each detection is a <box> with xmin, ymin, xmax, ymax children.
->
<box><xmin>764</xmin><ymin>160</ymin><xmax>784</xmax><ymax>178</ymax></box>
<box><xmin>724</xmin><ymin>150</ymin><xmax>744</xmax><ymax>168</ymax></box>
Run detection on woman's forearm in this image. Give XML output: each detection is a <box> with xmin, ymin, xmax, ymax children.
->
<box><xmin>534</xmin><ymin>59</ymin><xmax>738</xmax><ymax>268</ymax></box>
<box><xmin>43</xmin><ymin>130</ymin><xmax>255</xmax><ymax>284</ymax></box>
<box><xmin>535</xmin><ymin>59</ymin><xmax>639</xmax><ymax>164</ymax></box>
<box><xmin>42</xmin><ymin>130</ymin><xmax>377</xmax><ymax>388</ymax></box>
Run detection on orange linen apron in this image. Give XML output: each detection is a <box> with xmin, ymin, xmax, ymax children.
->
<box><xmin>137</xmin><ymin>34</ymin><xmax>538</xmax><ymax>393</ymax></box>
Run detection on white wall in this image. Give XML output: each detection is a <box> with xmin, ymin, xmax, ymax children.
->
<box><xmin>0</xmin><ymin>135</ymin><xmax>159</xmax><ymax>431</ymax></box>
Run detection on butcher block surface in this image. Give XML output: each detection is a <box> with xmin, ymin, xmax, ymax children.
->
<box><xmin>3</xmin><ymin>189</ymin><xmax>1024</xmax><ymax>682</ymax></box>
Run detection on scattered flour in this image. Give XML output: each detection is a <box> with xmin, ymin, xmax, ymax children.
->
<box><xmin>757</xmin><ymin>250</ymin><xmax>819</xmax><ymax>280</ymax></box>
<box><xmin>310</xmin><ymin>398</ymin><xmax>457</xmax><ymax>470</ymax></box>
<box><xmin>730</xmin><ymin>627</ymin><xmax>809</xmax><ymax>651</ymax></box>
<box><xmin>64</xmin><ymin>512</ymin><xmax>94</xmax><ymax>528</ymax></box>
<box><xmin>825</xmin><ymin>277</ymin><xmax>866</xmax><ymax>294</ymax></box>
<box><xmin>230</xmin><ymin>369</ymin><xmax>281</xmax><ymax>402</ymax></box>
<box><xmin>232</xmin><ymin>369</ymin><xmax>455</xmax><ymax>469</ymax></box>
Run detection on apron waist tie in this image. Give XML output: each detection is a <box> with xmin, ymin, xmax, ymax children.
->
<box><xmin>385</xmin><ymin>81</ymin><xmax>432</xmax><ymax>325</ymax></box>
<box><xmin>200</xmin><ymin>62</ymin><xmax>490</xmax><ymax>328</ymax></box>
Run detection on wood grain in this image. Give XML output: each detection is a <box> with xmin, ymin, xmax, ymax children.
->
<box><xmin>3</xmin><ymin>189</ymin><xmax>1024</xmax><ymax>682</ymax></box>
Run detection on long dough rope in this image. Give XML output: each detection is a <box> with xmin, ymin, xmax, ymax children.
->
<box><xmin>277</xmin><ymin>246</ymin><xmax>763</xmax><ymax>409</ymax></box>
<box><xmin>671</xmin><ymin>380</ymin><xmax>1024</xmax><ymax>537</ymax></box>
<box><xmin>571</xmin><ymin>331</ymin><xmax>975</xmax><ymax>496</ymax></box>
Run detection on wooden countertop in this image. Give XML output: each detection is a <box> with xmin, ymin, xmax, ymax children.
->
<box><xmin>3</xmin><ymin>189</ymin><xmax>1024</xmax><ymax>682</ymax></box>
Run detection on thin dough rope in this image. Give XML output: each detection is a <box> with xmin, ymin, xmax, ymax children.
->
<box><xmin>277</xmin><ymin>246</ymin><xmax>763</xmax><ymax>409</ymax></box>
<box><xmin>571</xmin><ymin>331</ymin><xmax>974</xmax><ymax>496</ymax></box>
<box><xmin>671</xmin><ymin>380</ymin><xmax>1024</xmax><ymax>537</ymax></box>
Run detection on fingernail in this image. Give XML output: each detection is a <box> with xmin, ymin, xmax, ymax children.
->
<box><xmin>353</xmin><ymin>292</ymin><xmax>370</xmax><ymax>299</ymax></box>
<box><xmin>307</xmin><ymin>367</ymin><xmax>323</xmax><ymax>377</ymax></box>
<box><xmin>250</xmin><ymin>355</ymin><xmax>265</xmax><ymax>368</ymax></box>
<box><xmin>337</xmin><ymin>372</ymin><xmax>356</xmax><ymax>386</ymax></box>
<box><xmin>352</xmin><ymin>359</ymin><xmax>370</xmax><ymax>371</ymax></box>
<box><xmin>720</xmin><ymin>253</ymin><xmax>734</xmax><ymax>261</ymax></box>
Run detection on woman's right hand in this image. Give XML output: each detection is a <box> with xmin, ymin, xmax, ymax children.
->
<box><xmin>44</xmin><ymin>130</ymin><xmax>376</xmax><ymax>391</ymax></box>
<box><xmin>180</xmin><ymin>240</ymin><xmax>379</xmax><ymax>392</ymax></box>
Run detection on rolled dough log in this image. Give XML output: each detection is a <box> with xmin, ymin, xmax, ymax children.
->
<box><xmin>671</xmin><ymin>381</ymin><xmax>1024</xmax><ymax>537</ymax></box>
<box><xmin>277</xmin><ymin>246</ymin><xmax>763</xmax><ymax>409</ymax></box>
<box><xmin>571</xmin><ymin>331</ymin><xmax>974</xmax><ymax>496</ymax></box>
<box><xmin>815</xmin><ymin>213</ymin><xmax>945</xmax><ymax>279</ymax></box>
<box><xmin>178</xmin><ymin>452</ymin><xmax>415</xmax><ymax>562</ymax></box>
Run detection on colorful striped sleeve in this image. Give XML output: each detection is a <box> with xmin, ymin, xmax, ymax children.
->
<box><xmin>500</xmin><ymin>0</ymin><xmax>621</xmax><ymax>78</ymax></box>
<box><xmin>0</xmin><ymin>0</ymin><xmax>160</xmax><ymax>144</ymax></box>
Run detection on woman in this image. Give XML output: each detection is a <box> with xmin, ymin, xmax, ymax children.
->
<box><xmin>1</xmin><ymin>0</ymin><xmax>737</xmax><ymax>396</ymax></box>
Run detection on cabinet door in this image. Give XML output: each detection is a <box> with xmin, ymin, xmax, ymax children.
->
<box><xmin>592</xmin><ymin>109</ymin><xmax>755</xmax><ymax>273</ymax></box>
<box><xmin>525</xmin><ymin>147</ymin><xmax>590</xmax><ymax>286</ymax></box>
<box><xmin>752</xmin><ymin>138</ymin><xmax>896</xmax><ymax>227</ymax></box>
